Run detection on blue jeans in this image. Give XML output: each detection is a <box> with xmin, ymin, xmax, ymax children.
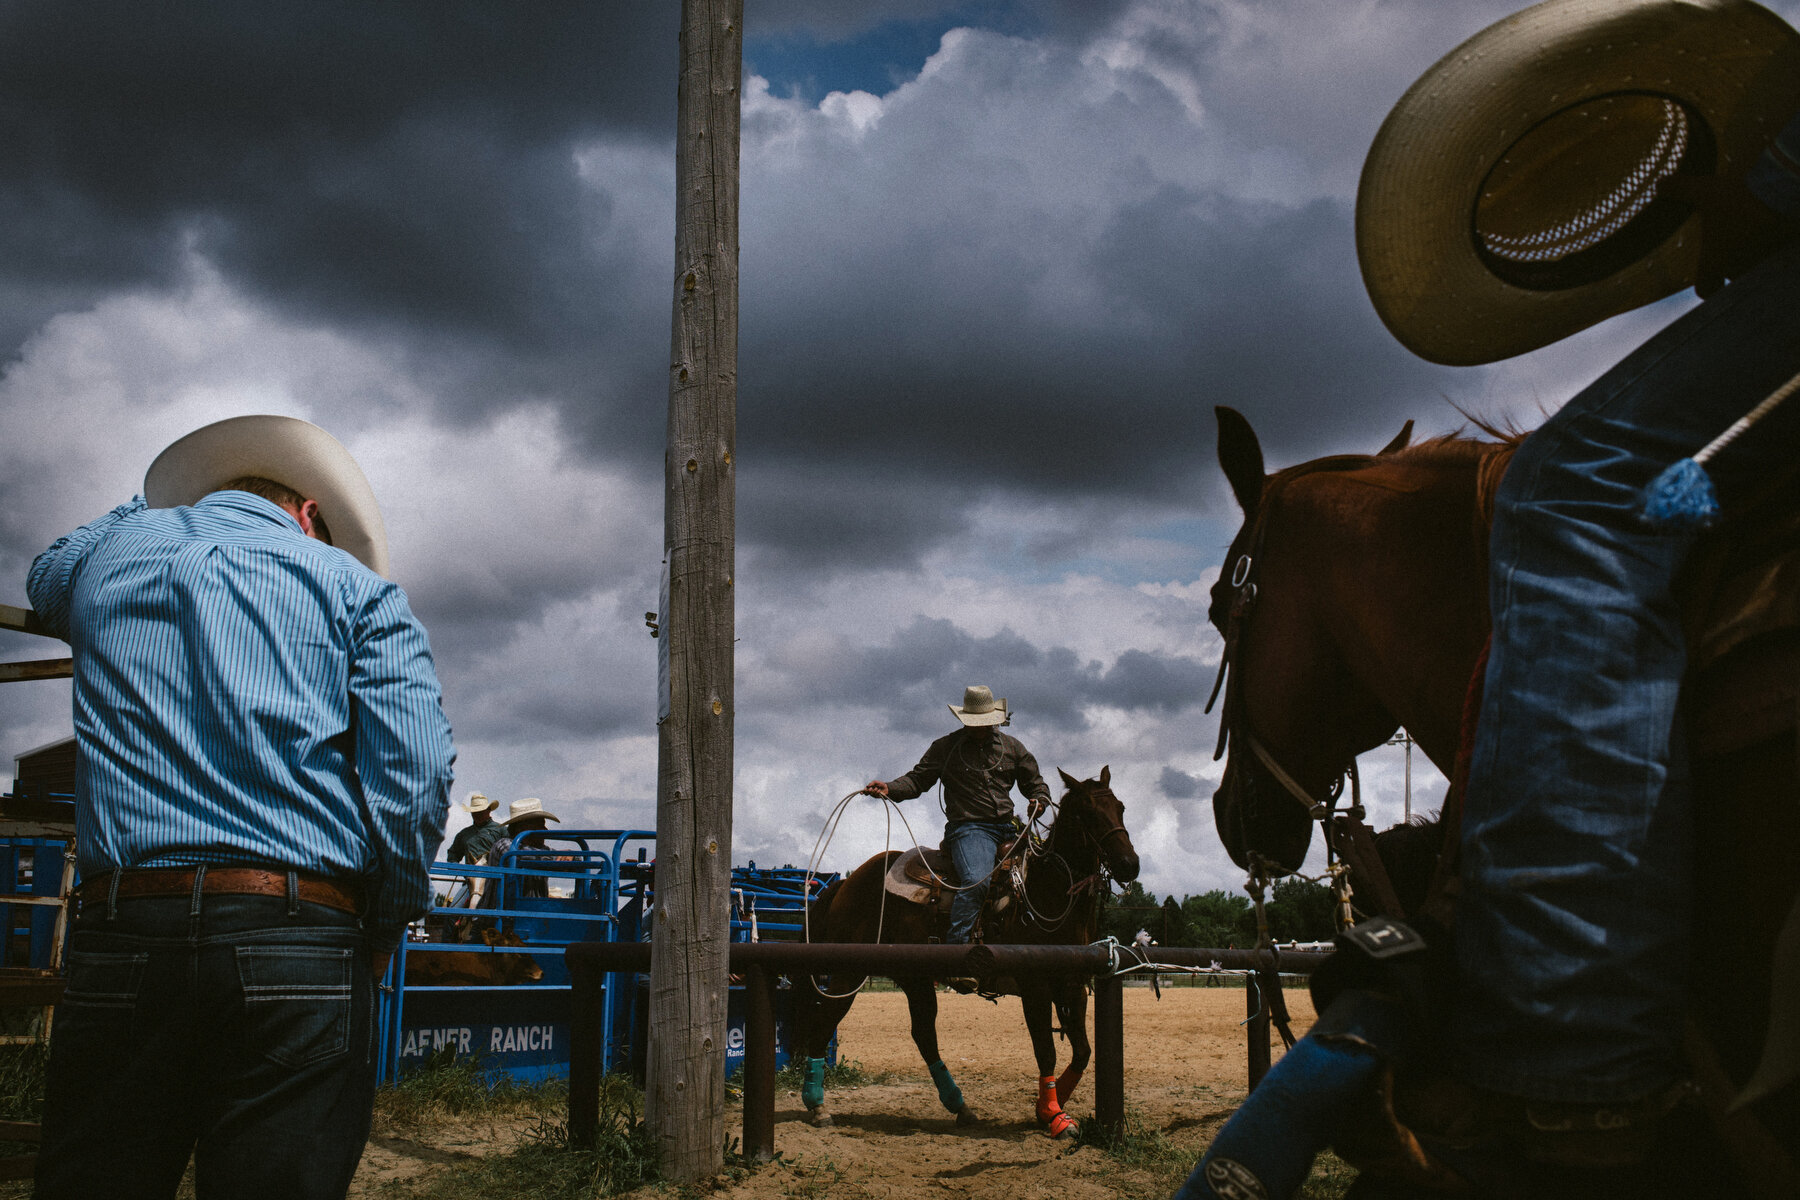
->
<box><xmin>1456</xmin><ymin>238</ymin><xmax>1800</xmax><ymax>1103</ymax></box>
<box><xmin>944</xmin><ymin>820</ymin><xmax>1012</xmax><ymax>945</ymax></box>
<box><xmin>37</xmin><ymin>888</ymin><xmax>378</xmax><ymax>1199</ymax></box>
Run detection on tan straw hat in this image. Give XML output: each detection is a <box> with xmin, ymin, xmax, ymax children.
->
<box><xmin>949</xmin><ymin>684</ymin><xmax>1008</xmax><ymax>727</ymax></box>
<box><xmin>460</xmin><ymin>792</ymin><xmax>497</xmax><ymax>814</ymax></box>
<box><xmin>145</xmin><ymin>415</ymin><xmax>392</xmax><ymax>577</ymax></box>
<box><xmin>504</xmin><ymin>798</ymin><xmax>561</xmax><ymax>826</ymax></box>
<box><xmin>1357</xmin><ymin>0</ymin><xmax>1800</xmax><ymax>366</ymax></box>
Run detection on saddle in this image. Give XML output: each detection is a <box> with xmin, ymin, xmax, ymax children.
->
<box><xmin>882</xmin><ymin>845</ymin><xmax>1024</xmax><ymax>932</ymax></box>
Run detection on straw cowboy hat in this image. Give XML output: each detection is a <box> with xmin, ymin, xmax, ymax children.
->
<box><xmin>503</xmin><ymin>798</ymin><xmax>561</xmax><ymax>825</ymax></box>
<box><xmin>1357</xmin><ymin>0</ymin><xmax>1800</xmax><ymax>365</ymax></box>
<box><xmin>144</xmin><ymin>414</ymin><xmax>392</xmax><ymax>577</ymax></box>
<box><xmin>460</xmin><ymin>792</ymin><xmax>497</xmax><ymax>814</ymax></box>
<box><xmin>949</xmin><ymin>685</ymin><xmax>1008</xmax><ymax>727</ymax></box>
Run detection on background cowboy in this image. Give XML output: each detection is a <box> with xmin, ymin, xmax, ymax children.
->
<box><xmin>486</xmin><ymin>797</ymin><xmax>562</xmax><ymax>901</ymax></box>
<box><xmin>442</xmin><ymin>791</ymin><xmax>505</xmax><ymax>913</ymax></box>
<box><xmin>28</xmin><ymin>414</ymin><xmax>455</xmax><ymax>1199</ymax></box>
<box><xmin>445</xmin><ymin>791</ymin><xmax>505</xmax><ymax>865</ymax></box>
<box><xmin>1181</xmin><ymin>0</ymin><xmax>1800</xmax><ymax>1195</ymax></box>
<box><xmin>864</xmin><ymin>684</ymin><xmax>1052</xmax><ymax>945</ymax></box>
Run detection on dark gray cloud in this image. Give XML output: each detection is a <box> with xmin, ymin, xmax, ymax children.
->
<box><xmin>0</xmin><ymin>1</ymin><xmax>677</xmax><ymax>439</ymax></box>
<box><xmin>755</xmin><ymin>614</ymin><xmax>1210</xmax><ymax>738</ymax></box>
<box><xmin>0</xmin><ymin>0</ymin><xmax>1482</xmax><ymax>584</ymax></box>
<box><xmin>1158</xmin><ymin>765</ymin><xmax>1200</xmax><ymax>800</ymax></box>
<box><xmin>732</xmin><ymin>189</ymin><xmax>1460</xmax><ymax>572</ymax></box>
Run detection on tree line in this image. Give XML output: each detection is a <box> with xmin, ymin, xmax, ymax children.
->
<box><xmin>1096</xmin><ymin>877</ymin><xmax>1338</xmax><ymax>948</ymax></box>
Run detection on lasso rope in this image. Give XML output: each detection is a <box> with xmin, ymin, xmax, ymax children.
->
<box><xmin>801</xmin><ymin>789</ymin><xmax>1055</xmax><ymax>999</ymax></box>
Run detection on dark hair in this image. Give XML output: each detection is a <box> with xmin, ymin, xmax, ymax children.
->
<box><xmin>218</xmin><ymin>475</ymin><xmax>333</xmax><ymax>546</ymax></box>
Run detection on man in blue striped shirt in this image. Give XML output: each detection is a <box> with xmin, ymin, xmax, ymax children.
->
<box><xmin>28</xmin><ymin>415</ymin><xmax>455</xmax><ymax>1200</ymax></box>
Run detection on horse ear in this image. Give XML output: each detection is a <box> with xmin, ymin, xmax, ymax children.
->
<box><xmin>1099</xmin><ymin>764</ymin><xmax>1110</xmax><ymax>787</ymax></box>
<box><xmin>1215</xmin><ymin>407</ymin><xmax>1265</xmax><ymax>517</ymax></box>
<box><xmin>1058</xmin><ymin>768</ymin><xmax>1079</xmax><ymax>791</ymax></box>
<box><xmin>1377</xmin><ymin>419</ymin><xmax>1414</xmax><ymax>455</ymax></box>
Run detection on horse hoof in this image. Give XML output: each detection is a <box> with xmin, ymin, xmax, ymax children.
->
<box><xmin>1045</xmin><ymin>1112</ymin><xmax>1076</xmax><ymax>1139</ymax></box>
<box><xmin>808</xmin><ymin>1109</ymin><xmax>833</xmax><ymax>1128</ymax></box>
<box><xmin>955</xmin><ymin>1106</ymin><xmax>980</xmax><ymax>1126</ymax></box>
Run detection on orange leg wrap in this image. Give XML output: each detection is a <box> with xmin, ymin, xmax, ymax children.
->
<box><xmin>1055</xmin><ymin>1064</ymin><xmax>1083</xmax><ymax>1107</ymax></box>
<box><xmin>1036</xmin><ymin>1074</ymin><xmax>1076</xmax><ymax>1138</ymax></box>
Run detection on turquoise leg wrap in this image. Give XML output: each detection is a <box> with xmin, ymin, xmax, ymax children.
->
<box><xmin>928</xmin><ymin>1059</ymin><xmax>964</xmax><ymax>1112</ymax></box>
<box><xmin>801</xmin><ymin>1057</ymin><xmax>827</xmax><ymax>1110</ymax></box>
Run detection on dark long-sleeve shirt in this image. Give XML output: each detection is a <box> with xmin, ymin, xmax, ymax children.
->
<box><xmin>886</xmin><ymin>728</ymin><xmax>1052</xmax><ymax>823</ymax></box>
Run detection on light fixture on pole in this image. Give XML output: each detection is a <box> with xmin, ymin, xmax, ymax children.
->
<box><xmin>1385</xmin><ymin>730</ymin><xmax>1414</xmax><ymax>821</ymax></box>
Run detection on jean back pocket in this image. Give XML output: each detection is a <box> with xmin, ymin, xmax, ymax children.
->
<box><xmin>235</xmin><ymin>945</ymin><xmax>354</xmax><ymax>1069</ymax></box>
<box><xmin>61</xmin><ymin>949</ymin><xmax>149</xmax><ymax>1009</ymax></box>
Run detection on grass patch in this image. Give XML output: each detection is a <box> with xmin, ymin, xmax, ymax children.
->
<box><xmin>0</xmin><ymin>1043</ymin><xmax>48</xmax><ymax>1122</ymax></box>
<box><xmin>1075</xmin><ymin>1105</ymin><xmax>1357</xmax><ymax>1198</ymax></box>
<box><xmin>378</xmin><ymin>1072</ymin><xmax>657</xmax><ymax>1200</ymax></box>
<box><xmin>1300</xmin><ymin>1150</ymin><xmax>1356</xmax><ymax>1198</ymax></box>
<box><xmin>1072</xmin><ymin>1106</ymin><xmax>1194</xmax><ymax>1181</ymax></box>
<box><xmin>374</xmin><ymin>1048</ymin><xmax>568</xmax><ymax>1129</ymax></box>
<box><xmin>771</xmin><ymin>1056</ymin><xmax>892</xmax><ymax>1091</ymax></box>
<box><xmin>770</xmin><ymin>1154</ymin><xmax>855</xmax><ymax>1199</ymax></box>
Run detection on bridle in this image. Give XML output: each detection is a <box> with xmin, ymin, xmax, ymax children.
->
<box><xmin>1021</xmin><ymin>781</ymin><xmax>1132</xmax><ymax>931</ymax></box>
<box><xmin>1206</xmin><ymin>456</ymin><xmax>1378</xmax><ymax>928</ymax></box>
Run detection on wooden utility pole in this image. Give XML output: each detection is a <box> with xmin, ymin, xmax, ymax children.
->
<box><xmin>647</xmin><ymin>0</ymin><xmax>741</xmax><ymax>1183</ymax></box>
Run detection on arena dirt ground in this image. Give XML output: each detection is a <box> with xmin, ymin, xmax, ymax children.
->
<box><xmin>351</xmin><ymin>980</ymin><xmax>1330</xmax><ymax>1199</ymax></box>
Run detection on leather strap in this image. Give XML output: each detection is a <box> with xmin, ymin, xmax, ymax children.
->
<box><xmin>77</xmin><ymin>867</ymin><xmax>364</xmax><ymax>916</ymax></box>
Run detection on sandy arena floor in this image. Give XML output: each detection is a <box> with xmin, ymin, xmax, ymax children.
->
<box><xmin>331</xmin><ymin>981</ymin><xmax>1318</xmax><ymax>1199</ymax></box>
<box><xmin>682</xmin><ymin>982</ymin><xmax>1315</xmax><ymax>1199</ymax></box>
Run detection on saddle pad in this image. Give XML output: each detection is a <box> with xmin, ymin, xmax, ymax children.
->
<box><xmin>1687</xmin><ymin>506</ymin><xmax>1800</xmax><ymax>758</ymax></box>
<box><xmin>1689</xmin><ymin>628</ymin><xmax>1800</xmax><ymax>757</ymax></box>
<box><xmin>1693</xmin><ymin>541</ymin><xmax>1800</xmax><ymax>672</ymax></box>
<box><xmin>883</xmin><ymin>846</ymin><xmax>953</xmax><ymax>909</ymax></box>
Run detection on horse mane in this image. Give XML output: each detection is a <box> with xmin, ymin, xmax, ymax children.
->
<box><xmin>1265</xmin><ymin>428</ymin><xmax>1526</xmax><ymax>537</ymax></box>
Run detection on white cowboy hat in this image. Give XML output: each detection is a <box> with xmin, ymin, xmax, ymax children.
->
<box><xmin>949</xmin><ymin>684</ymin><xmax>1008</xmax><ymax>727</ymax></box>
<box><xmin>1357</xmin><ymin>0</ymin><xmax>1800</xmax><ymax>366</ymax></box>
<box><xmin>144</xmin><ymin>415</ymin><xmax>392</xmax><ymax>577</ymax></box>
<box><xmin>503</xmin><ymin>797</ymin><xmax>561</xmax><ymax>825</ymax></box>
<box><xmin>460</xmin><ymin>792</ymin><xmax>497</xmax><ymax>814</ymax></box>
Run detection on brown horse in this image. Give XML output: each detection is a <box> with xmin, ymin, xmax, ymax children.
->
<box><xmin>799</xmin><ymin>768</ymin><xmax>1139</xmax><ymax>1136</ymax></box>
<box><xmin>1208</xmin><ymin>406</ymin><xmax>1800</xmax><ymax>1194</ymax></box>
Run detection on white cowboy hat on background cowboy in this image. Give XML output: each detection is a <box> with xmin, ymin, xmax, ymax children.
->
<box><xmin>949</xmin><ymin>684</ymin><xmax>1008</xmax><ymax>727</ymax></box>
<box><xmin>503</xmin><ymin>798</ymin><xmax>562</xmax><ymax>825</ymax></box>
<box><xmin>144</xmin><ymin>414</ymin><xmax>392</xmax><ymax>577</ymax></box>
<box><xmin>460</xmin><ymin>792</ymin><xmax>497</xmax><ymax>814</ymax></box>
<box><xmin>1357</xmin><ymin>0</ymin><xmax>1800</xmax><ymax>366</ymax></box>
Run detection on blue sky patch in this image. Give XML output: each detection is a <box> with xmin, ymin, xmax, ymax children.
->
<box><xmin>747</xmin><ymin>3</ymin><xmax>1036</xmax><ymax>102</ymax></box>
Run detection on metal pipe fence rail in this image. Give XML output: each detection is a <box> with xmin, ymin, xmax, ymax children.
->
<box><xmin>564</xmin><ymin>941</ymin><xmax>1330</xmax><ymax>1160</ymax></box>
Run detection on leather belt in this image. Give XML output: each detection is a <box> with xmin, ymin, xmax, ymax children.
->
<box><xmin>77</xmin><ymin>867</ymin><xmax>364</xmax><ymax>916</ymax></box>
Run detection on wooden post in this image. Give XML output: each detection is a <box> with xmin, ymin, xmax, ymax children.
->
<box><xmin>742</xmin><ymin>964</ymin><xmax>777</xmax><ymax>1161</ymax></box>
<box><xmin>567</xmin><ymin>957</ymin><xmax>602</xmax><ymax>1149</ymax></box>
<box><xmin>648</xmin><ymin>0</ymin><xmax>741</xmax><ymax>1183</ymax></box>
<box><xmin>1093</xmin><ymin>972</ymin><xmax>1125</xmax><ymax>1137</ymax></box>
<box><xmin>1247</xmin><ymin>970</ymin><xmax>1272</xmax><ymax>1090</ymax></box>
